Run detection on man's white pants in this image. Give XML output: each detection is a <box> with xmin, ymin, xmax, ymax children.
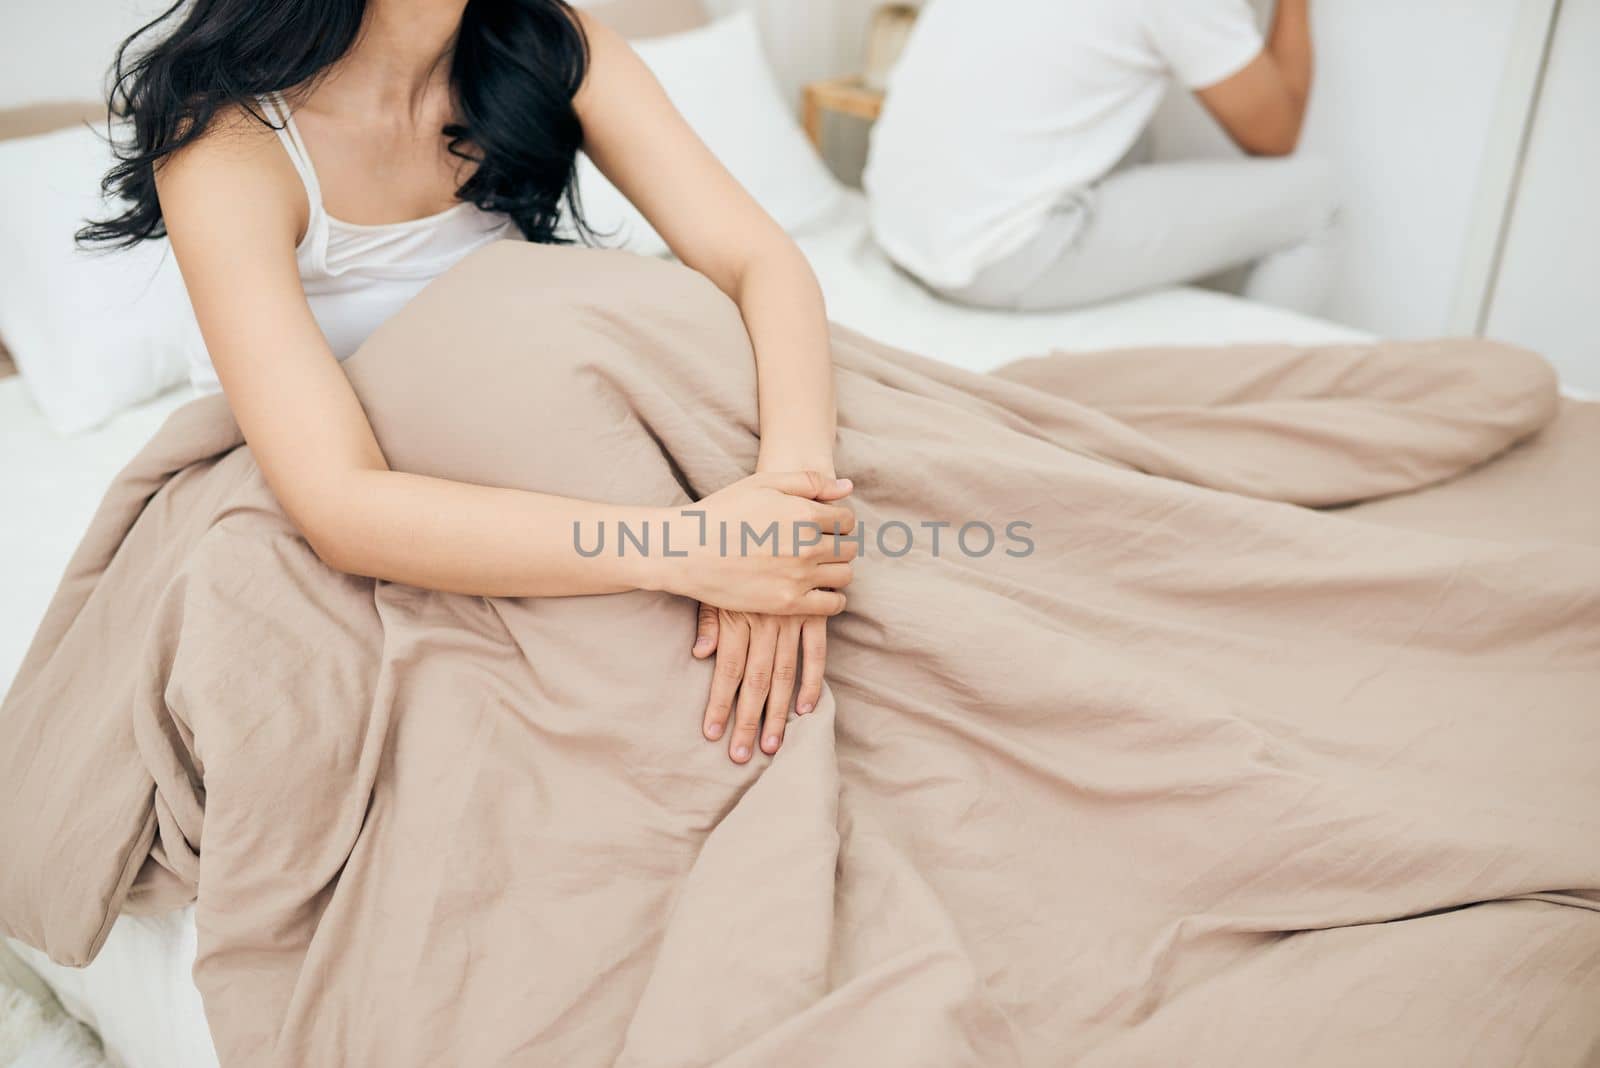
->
<box><xmin>938</xmin><ymin>155</ymin><xmax>1339</xmax><ymax>316</ymax></box>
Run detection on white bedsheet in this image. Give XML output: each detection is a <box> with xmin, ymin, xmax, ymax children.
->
<box><xmin>0</xmin><ymin>383</ymin><xmax>193</xmax><ymax>686</ymax></box>
<box><xmin>1</xmin><ymin>377</ymin><xmax>212</xmax><ymax>1068</ymax></box>
<box><xmin>1</xmin><ymin>210</ymin><xmax>1382</xmax><ymax>1068</ymax></box>
<box><xmin>6</xmin><ymin>910</ymin><xmax>213</xmax><ymax>1068</ymax></box>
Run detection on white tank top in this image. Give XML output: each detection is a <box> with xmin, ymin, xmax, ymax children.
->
<box><xmin>188</xmin><ymin>93</ymin><xmax>519</xmax><ymax>393</ymax></box>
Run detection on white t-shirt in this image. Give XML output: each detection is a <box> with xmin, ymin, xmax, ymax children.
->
<box><xmin>863</xmin><ymin>0</ymin><xmax>1264</xmax><ymax>290</ymax></box>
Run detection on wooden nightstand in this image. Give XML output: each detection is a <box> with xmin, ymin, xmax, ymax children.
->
<box><xmin>802</xmin><ymin>77</ymin><xmax>886</xmax><ymax>151</ymax></box>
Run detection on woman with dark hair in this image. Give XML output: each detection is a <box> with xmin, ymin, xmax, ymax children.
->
<box><xmin>84</xmin><ymin>0</ymin><xmax>855</xmax><ymax>766</ymax></box>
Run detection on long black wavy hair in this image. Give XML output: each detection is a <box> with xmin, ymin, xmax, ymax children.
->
<box><xmin>79</xmin><ymin>0</ymin><xmax>592</xmax><ymax>248</ymax></box>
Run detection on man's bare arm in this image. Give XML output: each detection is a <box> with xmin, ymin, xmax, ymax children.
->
<box><xmin>1196</xmin><ymin>0</ymin><xmax>1313</xmax><ymax>157</ymax></box>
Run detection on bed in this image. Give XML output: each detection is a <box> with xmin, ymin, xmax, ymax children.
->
<box><xmin>0</xmin><ymin>189</ymin><xmax>1397</xmax><ymax>1067</ymax></box>
<box><xmin>9</xmin><ymin>0</ymin><xmax>1600</xmax><ymax>1053</ymax></box>
<box><xmin>3</xmin><ymin>238</ymin><xmax>1600</xmax><ymax>1068</ymax></box>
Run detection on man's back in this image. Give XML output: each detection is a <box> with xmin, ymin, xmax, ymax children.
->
<box><xmin>865</xmin><ymin>0</ymin><xmax>1264</xmax><ymax>291</ymax></box>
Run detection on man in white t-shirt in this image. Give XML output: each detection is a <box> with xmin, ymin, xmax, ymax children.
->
<box><xmin>863</xmin><ymin>0</ymin><xmax>1333</xmax><ymax>314</ymax></box>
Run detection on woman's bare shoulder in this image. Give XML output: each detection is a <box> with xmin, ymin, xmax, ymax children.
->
<box><xmin>157</xmin><ymin>101</ymin><xmax>303</xmax><ymax>227</ymax></box>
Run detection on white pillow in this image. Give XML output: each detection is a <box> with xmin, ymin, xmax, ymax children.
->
<box><xmin>574</xmin><ymin>10</ymin><xmax>843</xmax><ymax>256</ymax></box>
<box><xmin>0</xmin><ymin>126</ymin><xmax>200</xmax><ymax>434</ymax></box>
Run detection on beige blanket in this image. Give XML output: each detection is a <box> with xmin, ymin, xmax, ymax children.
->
<box><xmin>3</xmin><ymin>243</ymin><xmax>1598</xmax><ymax>1067</ymax></box>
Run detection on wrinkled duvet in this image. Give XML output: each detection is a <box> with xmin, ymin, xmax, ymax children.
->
<box><xmin>3</xmin><ymin>243</ymin><xmax>1598</xmax><ymax>1067</ymax></box>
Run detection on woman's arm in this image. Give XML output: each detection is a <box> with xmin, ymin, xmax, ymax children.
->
<box><xmin>572</xmin><ymin>14</ymin><xmax>837</xmax><ymax>476</ymax></box>
<box><xmin>570</xmin><ymin>15</ymin><xmax>845</xmax><ymax>764</ymax></box>
<box><xmin>157</xmin><ymin>112</ymin><xmax>852</xmax><ymax>613</ymax></box>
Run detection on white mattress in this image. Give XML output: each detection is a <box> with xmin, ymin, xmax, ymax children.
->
<box><xmin>1</xmin><ymin>205</ymin><xmax>1380</xmax><ymax>1068</ymax></box>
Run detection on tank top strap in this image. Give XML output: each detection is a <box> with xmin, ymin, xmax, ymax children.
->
<box><xmin>259</xmin><ymin>92</ymin><xmax>325</xmax><ymax>221</ymax></box>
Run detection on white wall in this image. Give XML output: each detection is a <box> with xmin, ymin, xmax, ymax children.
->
<box><xmin>1151</xmin><ymin>0</ymin><xmax>1528</xmax><ymax>341</ymax></box>
<box><xmin>1303</xmin><ymin>2</ymin><xmax>1526</xmax><ymax>340</ymax></box>
<box><xmin>1484</xmin><ymin>0</ymin><xmax>1600</xmax><ymax>393</ymax></box>
<box><xmin>0</xmin><ymin>0</ymin><xmax>170</xmax><ymax>107</ymax></box>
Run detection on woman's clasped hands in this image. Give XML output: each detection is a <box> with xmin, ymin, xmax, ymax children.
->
<box><xmin>645</xmin><ymin>470</ymin><xmax>858</xmax><ymax>765</ymax></box>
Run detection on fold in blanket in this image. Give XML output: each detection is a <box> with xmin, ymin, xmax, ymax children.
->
<box><xmin>3</xmin><ymin>243</ymin><xmax>1598</xmax><ymax>1067</ymax></box>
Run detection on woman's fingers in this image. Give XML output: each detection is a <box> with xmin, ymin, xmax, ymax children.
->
<box><xmin>807</xmin><ymin>502</ymin><xmax>857</xmax><ymax>536</ymax></box>
<box><xmin>756</xmin><ymin>470</ymin><xmax>852</xmax><ymax>501</ymax></box>
<box><xmin>703</xmin><ymin>613</ymin><xmax>748</xmax><ymax>743</ymax></box>
<box><xmin>814</xmin><ymin>477</ymin><xmax>854</xmax><ymax>502</ymax></box>
<box><xmin>693</xmin><ymin>602</ymin><xmax>719</xmax><ymax>658</ymax></box>
<box><xmin>812</xmin><ymin>562</ymin><xmax>855</xmax><ymax>590</ymax></box>
<box><xmin>795</xmin><ymin>589</ymin><xmax>848</xmax><ymax>617</ymax></box>
<box><xmin>730</xmin><ymin>620</ymin><xmax>779</xmax><ymax>764</ymax></box>
<box><xmin>698</xmin><ymin>610</ymin><xmax>828</xmax><ymax>760</ymax></box>
<box><xmin>796</xmin><ymin>616</ymin><xmax>828</xmax><ymax>716</ymax></box>
<box><xmin>762</xmin><ymin>618</ymin><xmax>803</xmax><ymax>755</ymax></box>
<box><xmin>819</xmin><ymin>536</ymin><xmax>861</xmax><ymax>564</ymax></box>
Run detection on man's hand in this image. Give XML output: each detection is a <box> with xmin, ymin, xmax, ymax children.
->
<box><xmin>694</xmin><ymin>607</ymin><xmax>830</xmax><ymax>764</ymax></box>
